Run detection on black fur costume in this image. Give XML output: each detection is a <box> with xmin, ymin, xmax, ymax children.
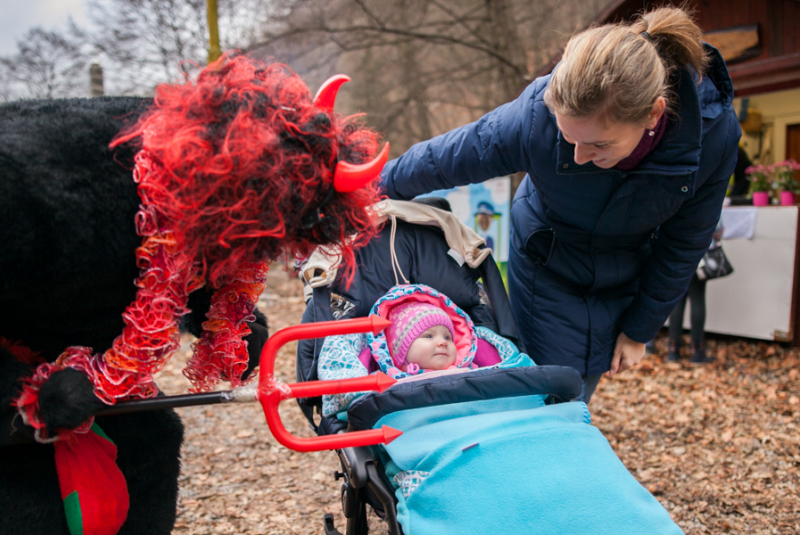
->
<box><xmin>0</xmin><ymin>90</ymin><xmax>370</xmax><ymax>532</ymax></box>
<box><xmin>0</xmin><ymin>97</ymin><xmax>204</xmax><ymax>534</ymax></box>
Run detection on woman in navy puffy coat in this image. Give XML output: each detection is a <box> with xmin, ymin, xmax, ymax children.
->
<box><xmin>380</xmin><ymin>7</ymin><xmax>740</xmax><ymax>403</ymax></box>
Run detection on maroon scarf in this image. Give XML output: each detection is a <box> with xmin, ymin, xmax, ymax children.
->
<box><xmin>615</xmin><ymin>113</ymin><xmax>667</xmax><ymax>171</ymax></box>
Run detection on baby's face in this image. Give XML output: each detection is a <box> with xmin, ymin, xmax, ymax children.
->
<box><xmin>405</xmin><ymin>325</ymin><xmax>457</xmax><ymax>371</ymax></box>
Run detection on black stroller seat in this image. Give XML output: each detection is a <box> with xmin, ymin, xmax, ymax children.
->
<box><xmin>295</xmin><ymin>199</ymin><xmax>582</xmax><ymax>534</ymax></box>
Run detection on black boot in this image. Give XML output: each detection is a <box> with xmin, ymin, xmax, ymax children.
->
<box><xmin>666</xmin><ymin>339</ymin><xmax>681</xmax><ymax>362</ymax></box>
<box><xmin>690</xmin><ymin>340</ymin><xmax>714</xmax><ymax>364</ymax></box>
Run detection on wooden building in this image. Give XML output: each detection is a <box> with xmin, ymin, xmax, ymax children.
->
<box><xmin>538</xmin><ymin>0</ymin><xmax>800</xmax><ymax>162</ymax></box>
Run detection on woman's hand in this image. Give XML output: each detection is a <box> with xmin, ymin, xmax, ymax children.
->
<box><xmin>609</xmin><ymin>332</ymin><xmax>646</xmax><ymax>376</ymax></box>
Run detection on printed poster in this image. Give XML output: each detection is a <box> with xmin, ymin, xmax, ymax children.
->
<box><xmin>418</xmin><ymin>176</ymin><xmax>511</xmax><ymax>263</ymax></box>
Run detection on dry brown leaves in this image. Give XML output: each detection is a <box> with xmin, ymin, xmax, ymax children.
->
<box><xmin>155</xmin><ymin>268</ymin><xmax>799</xmax><ymax>535</ymax></box>
<box><xmin>594</xmin><ymin>338</ymin><xmax>800</xmax><ymax>535</ymax></box>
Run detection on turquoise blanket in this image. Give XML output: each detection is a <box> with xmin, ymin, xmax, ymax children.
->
<box><xmin>377</xmin><ymin>397</ymin><xmax>683</xmax><ymax>535</ymax></box>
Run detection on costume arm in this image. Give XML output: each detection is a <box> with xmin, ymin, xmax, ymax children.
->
<box><xmin>242</xmin><ymin>308</ymin><xmax>268</xmax><ymax>380</ymax></box>
<box><xmin>620</xmin><ymin>118</ymin><xmax>740</xmax><ymax>343</ymax></box>
<box><xmin>318</xmin><ymin>333</ymin><xmax>369</xmax><ymax>417</ymax></box>
<box><xmin>0</xmin><ymin>348</ymin><xmax>35</xmax><ymax>444</ymax></box>
<box><xmin>184</xmin><ymin>287</ymin><xmax>214</xmax><ymax>338</ymax></box>
<box><xmin>0</xmin><ymin>347</ymin><xmax>29</xmax><ymax>413</ymax></box>
<box><xmin>380</xmin><ymin>78</ymin><xmax>546</xmax><ymax>200</ymax></box>
<box><xmin>0</xmin><ymin>345</ymin><xmax>104</xmax><ymax>441</ymax></box>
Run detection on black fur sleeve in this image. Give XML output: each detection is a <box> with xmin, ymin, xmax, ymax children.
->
<box><xmin>183</xmin><ymin>288</ymin><xmax>214</xmax><ymax>338</ymax></box>
<box><xmin>0</xmin><ymin>347</ymin><xmax>36</xmax><ymax>444</ymax></box>
<box><xmin>243</xmin><ymin>308</ymin><xmax>269</xmax><ymax>380</ymax></box>
<box><xmin>0</xmin><ymin>347</ymin><xmax>31</xmax><ymax>412</ymax></box>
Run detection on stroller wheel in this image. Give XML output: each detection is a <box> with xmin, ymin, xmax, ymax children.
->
<box><xmin>342</xmin><ymin>483</ymin><xmax>357</xmax><ymax>518</ymax></box>
<box><xmin>323</xmin><ymin>513</ymin><xmax>344</xmax><ymax>535</ymax></box>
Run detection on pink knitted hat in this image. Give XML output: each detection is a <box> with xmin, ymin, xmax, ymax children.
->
<box><xmin>385</xmin><ymin>301</ymin><xmax>455</xmax><ymax>368</ymax></box>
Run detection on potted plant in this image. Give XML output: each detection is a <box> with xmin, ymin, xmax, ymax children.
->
<box><xmin>746</xmin><ymin>164</ymin><xmax>773</xmax><ymax>206</ymax></box>
<box><xmin>770</xmin><ymin>159</ymin><xmax>800</xmax><ymax>206</ymax></box>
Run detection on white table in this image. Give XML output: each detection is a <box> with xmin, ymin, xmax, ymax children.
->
<box><xmin>677</xmin><ymin>205</ymin><xmax>799</xmax><ymax>342</ymax></box>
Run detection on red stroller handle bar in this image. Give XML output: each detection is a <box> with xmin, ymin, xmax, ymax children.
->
<box><xmin>258</xmin><ymin>316</ymin><xmax>403</xmax><ymax>452</ymax></box>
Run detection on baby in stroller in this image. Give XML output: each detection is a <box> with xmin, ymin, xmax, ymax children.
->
<box><xmin>298</xmin><ymin>199</ymin><xmax>683</xmax><ymax>535</ymax></box>
<box><xmin>318</xmin><ymin>283</ymin><xmax>533</xmax><ymax>419</ymax></box>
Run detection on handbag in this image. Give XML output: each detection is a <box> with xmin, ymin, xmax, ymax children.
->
<box><xmin>696</xmin><ymin>245</ymin><xmax>734</xmax><ymax>280</ymax></box>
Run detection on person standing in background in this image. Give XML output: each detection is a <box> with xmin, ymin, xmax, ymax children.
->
<box><xmin>666</xmin><ymin>220</ymin><xmax>725</xmax><ymax>364</ymax></box>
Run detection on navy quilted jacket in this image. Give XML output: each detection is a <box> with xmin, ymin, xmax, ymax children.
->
<box><xmin>380</xmin><ymin>46</ymin><xmax>740</xmax><ymax>376</ymax></box>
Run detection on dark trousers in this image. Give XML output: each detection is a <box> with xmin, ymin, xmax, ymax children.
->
<box><xmin>668</xmin><ymin>274</ymin><xmax>707</xmax><ymax>345</ymax></box>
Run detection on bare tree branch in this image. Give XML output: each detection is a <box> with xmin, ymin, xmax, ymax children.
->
<box><xmin>251</xmin><ymin>0</ymin><xmax>609</xmax><ymax>153</ymax></box>
<box><xmin>0</xmin><ymin>27</ymin><xmax>88</xmax><ymax>99</ymax></box>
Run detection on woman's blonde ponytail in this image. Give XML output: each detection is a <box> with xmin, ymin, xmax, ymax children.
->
<box><xmin>631</xmin><ymin>6</ymin><xmax>710</xmax><ymax>79</ymax></box>
<box><xmin>544</xmin><ymin>5</ymin><xmax>709</xmax><ymax>125</ymax></box>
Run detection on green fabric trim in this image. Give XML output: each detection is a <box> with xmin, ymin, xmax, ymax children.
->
<box><xmin>63</xmin><ymin>491</ymin><xmax>84</xmax><ymax>535</ymax></box>
<box><xmin>90</xmin><ymin>422</ymin><xmax>114</xmax><ymax>444</ymax></box>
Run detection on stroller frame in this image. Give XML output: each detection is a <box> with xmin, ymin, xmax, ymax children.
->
<box><xmin>295</xmin><ymin>203</ymin><xmax>582</xmax><ymax>535</ymax></box>
<box><xmin>324</xmin><ymin>444</ymin><xmax>401</xmax><ymax>535</ymax></box>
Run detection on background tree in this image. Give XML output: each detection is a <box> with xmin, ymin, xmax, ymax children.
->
<box><xmin>0</xmin><ymin>0</ymin><xmax>610</xmax><ymax>186</ymax></box>
<box><xmin>0</xmin><ymin>27</ymin><xmax>88</xmax><ymax>100</ymax></box>
<box><xmin>0</xmin><ymin>0</ymin><xmax>274</xmax><ymax>100</ymax></box>
<box><xmin>79</xmin><ymin>0</ymin><xmax>274</xmax><ymax>95</ymax></box>
<box><xmin>252</xmin><ymin>0</ymin><xmax>610</xmax><ymax>165</ymax></box>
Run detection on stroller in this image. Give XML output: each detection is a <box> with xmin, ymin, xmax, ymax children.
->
<box><xmin>296</xmin><ymin>199</ymin><xmax>682</xmax><ymax>535</ymax></box>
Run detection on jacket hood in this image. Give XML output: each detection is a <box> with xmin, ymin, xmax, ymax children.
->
<box><xmin>367</xmin><ymin>284</ymin><xmax>477</xmax><ymax>379</ymax></box>
<box><xmin>700</xmin><ymin>44</ymin><xmax>734</xmax><ymax>110</ymax></box>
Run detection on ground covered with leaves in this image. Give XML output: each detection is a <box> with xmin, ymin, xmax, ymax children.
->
<box><xmin>156</xmin><ymin>268</ymin><xmax>799</xmax><ymax>534</ymax></box>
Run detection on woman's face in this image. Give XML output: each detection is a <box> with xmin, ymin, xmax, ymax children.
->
<box><xmin>555</xmin><ymin>113</ymin><xmax>647</xmax><ymax>169</ymax></box>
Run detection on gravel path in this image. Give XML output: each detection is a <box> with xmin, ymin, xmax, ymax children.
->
<box><xmin>154</xmin><ymin>268</ymin><xmax>799</xmax><ymax>534</ymax></box>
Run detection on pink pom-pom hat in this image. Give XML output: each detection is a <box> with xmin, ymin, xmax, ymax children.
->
<box><xmin>384</xmin><ymin>301</ymin><xmax>455</xmax><ymax>368</ymax></box>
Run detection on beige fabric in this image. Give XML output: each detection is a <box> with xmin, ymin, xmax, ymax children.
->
<box><xmin>302</xmin><ymin>245</ymin><xmax>343</xmax><ymax>288</ymax></box>
<box><xmin>302</xmin><ymin>199</ymin><xmax>492</xmax><ymax>289</ymax></box>
<box><xmin>375</xmin><ymin>200</ymin><xmax>492</xmax><ymax>268</ymax></box>
<box><xmin>387</xmin><ymin>214</ymin><xmax>411</xmax><ymax>286</ymax></box>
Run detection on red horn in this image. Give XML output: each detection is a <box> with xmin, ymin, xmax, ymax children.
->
<box><xmin>333</xmin><ymin>143</ymin><xmax>390</xmax><ymax>193</ymax></box>
<box><xmin>313</xmin><ymin>74</ymin><xmax>351</xmax><ymax>111</ymax></box>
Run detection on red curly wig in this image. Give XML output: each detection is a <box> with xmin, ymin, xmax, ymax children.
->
<box><xmin>112</xmin><ymin>53</ymin><xmax>383</xmax><ymax>288</ymax></box>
